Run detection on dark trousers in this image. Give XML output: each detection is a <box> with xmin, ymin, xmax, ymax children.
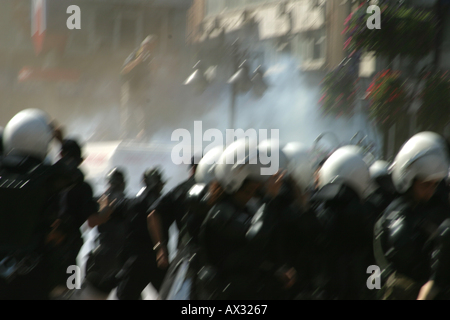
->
<box><xmin>0</xmin><ymin>254</ymin><xmax>52</xmax><ymax>300</ymax></box>
<box><xmin>116</xmin><ymin>251</ymin><xmax>167</xmax><ymax>300</ymax></box>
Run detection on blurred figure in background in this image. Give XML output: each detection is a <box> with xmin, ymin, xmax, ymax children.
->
<box><xmin>120</xmin><ymin>35</ymin><xmax>157</xmax><ymax>139</ymax></box>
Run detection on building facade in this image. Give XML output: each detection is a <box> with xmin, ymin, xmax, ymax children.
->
<box><xmin>0</xmin><ymin>0</ymin><xmax>193</xmax><ymax>141</ymax></box>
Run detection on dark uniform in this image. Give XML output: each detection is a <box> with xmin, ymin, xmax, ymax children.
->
<box><xmin>48</xmin><ymin>179</ymin><xmax>98</xmax><ymax>290</ymax></box>
<box><xmin>150</xmin><ymin>175</ymin><xmax>197</xmax><ymax>250</ymax></box>
<box><xmin>313</xmin><ymin>185</ymin><xmax>378</xmax><ymax>300</ymax></box>
<box><xmin>84</xmin><ymin>188</ymin><xmax>128</xmax><ymax>294</ymax></box>
<box><xmin>270</xmin><ymin>180</ymin><xmax>325</xmax><ymax>300</ymax></box>
<box><xmin>195</xmin><ymin>191</ymin><xmax>300</xmax><ymax>300</ymax></box>
<box><xmin>116</xmin><ymin>187</ymin><xmax>166</xmax><ymax>300</ymax></box>
<box><xmin>157</xmin><ymin>182</ymin><xmax>213</xmax><ymax>300</ymax></box>
<box><xmin>431</xmin><ymin>219</ymin><xmax>450</xmax><ymax>299</ymax></box>
<box><xmin>374</xmin><ymin>192</ymin><xmax>450</xmax><ymax>300</ymax></box>
<box><xmin>0</xmin><ymin>155</ymin><xmax>81</xmax><ymax>299</ymax></box>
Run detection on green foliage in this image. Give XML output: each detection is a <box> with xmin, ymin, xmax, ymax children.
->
<box><xmin>344</xmin><ymin>3</ymin><xmax>437</xmax><ymax>60</ymax></box>
<box><xmin>319</xmin><ymin>65</ymin><xmax>358</xmax><ymax>118</ymax></box>
<box><xmin>417</xmin><ymin>71</ymin><xmax>450</xmax><ymax>130</ymax></box>
<box><xmin>366</xmin><ymin>70</ymin><xmax>408</xmax><ymax>126</ymax></box>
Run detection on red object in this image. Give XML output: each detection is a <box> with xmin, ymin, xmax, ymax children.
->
<box><xmin>18</xmin><ymin>67</ymin><xmax>81</xmax><ymax>82</ymax></box>
<box><xmin>31</xmin><ymin>0</ymin><xmax>47</xmax><ymax>55</ymax></box>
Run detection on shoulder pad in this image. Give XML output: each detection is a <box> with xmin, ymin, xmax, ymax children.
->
<box><xmin>382</xmin><ymin>208</ymin><xmax>416</xmax><ymax>252</ymax></box>
<box><xmin>204</xmin><ymin>201</ymin><xmax>236</xmax><ymax>227</ymax></box>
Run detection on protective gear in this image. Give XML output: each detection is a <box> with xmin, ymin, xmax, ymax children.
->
<box><xmin>106</xmin><ymin>167</ymin><xmax>126</xmax><ymax>189</ymax></box>
<box><xmin>142</xmin><ymin>167</ymin><xmax>165</xmax><ymax>190</ymax></box>
<box><xmin>369</xmin><ymin>160</ymin><xmax>390</xmax><ymax>180</ymax></box>
<box><xmin>404</xmin><ymin>131</ymin><xmax>449</xmax><ymax>156</ymax></box>
<box><xmin>336</xmin><ymin>143</ymin><xmax>376</xmax><ymax>166</ymax></box>
<box><xmin>116</xmin><ymin>179</ymin><xmax>166</xmax><ymax>300</ymax></box>
<box><xmin>282</xmin><ymin>142</ymin><xmax>314</xmax><ymax>192</ymax></box>
<box><xmin>310</xmin><ymin>132</ymin><xmax>340</xmax><ymax>169</ymax></box>
<box><xmin>368</xmin><ymin>160</ymin><xmax>396</xmax><ymax>198</ymax></box>
<box><xmin>149</xmin><ymin>174</ymin><xmax>197</xmax><ymax>250</ymax></box>
<box><xmin>183</xmin><ymin>183</ymin><xmax>211</xmax><ymax>242</ymax></box>
<box><xmin>198</xmin><ymin>197</ymin><xmax>288</xmax><ymax>299</ymax></box>
<box><xmin>390</xmin><ymin>133</ymin><xmax>449</xmax><ymax>194</ymax></box>
<box><xmin>3</xmin><ymin>109</ymin><xmax>53</xmax><ymax>161</ymax></box>
<box><xmin>373</xmin><ymin>197</ymin><xmax>442</xmax><ymax>298</ymax></box>
<box><xmin>0</xmin><ymin>159</ymin><xmax>52</xmax><ymax>251</ymax></box>
<box><xmin>0</xmin><ymin>150</ymin><xmax>82</xmax><ymax>299</ymax></box>
<box><xmin>214</xmin><ymin>139</ymin><xmax>267</xmax><ymax>194</ymax></box>
<box><xmin>317</xmin><ymin>146</ymin><xmax>374</xmax><ymax>200</ymax></box>
<box><xmin>194</xmin><ymin>146</ymin><xmax>223</xmax><ymax>184</ymax></box>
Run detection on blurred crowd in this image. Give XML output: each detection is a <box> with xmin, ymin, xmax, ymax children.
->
<box><xmin>1</xmin><ymin>108</ymin><xmax>450</xmax><ymax>300</ymax></box>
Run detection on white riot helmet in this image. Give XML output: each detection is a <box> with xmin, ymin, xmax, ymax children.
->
<box><xmin>194</xmin><ymin>145</ymin><xmax>223</xmax><ymax>184</ymax></box>
<box><xmin>257</xmin><ymin>139</ymin><xmax>289</xmax><ymax>173</ymax></box>
<box><xmin>318</xmin><ymin>146</ymin><xmax>373</xmax><ymax>200</ymax></box>
<box><xmin>214</xmin><ymin>138</ymin><xmax>266</xmax><ymax>194</ymax></box>
<box><xmin>408</xmin><ymin>131</ymin><xmax>448</xmax><ymax>149</ymax></box>
<box><xmin>369</xmin><ymin>160</ymin><xmax>390</xmax><ymax>180</ymax></box>
<box><xmin>390</xmin><ymin>132</ymin><xmax>450</xmax><ymax>194</ymax></box>
<box><xmin>282</xmin><ymin>142</ymin><xmax>314</xmax><ymax>192</ymax></box>
<box><xmin>3</xmin><ymin>109</ymin><xmax>53</xmax><ymax>161</ymax></box>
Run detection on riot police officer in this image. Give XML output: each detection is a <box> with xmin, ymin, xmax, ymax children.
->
<box><xmin>280</xmin><ymin>141</ymin><xmax>327</xmax><ymax>299</ymax></box>
<box><xmin>374</xmin><ymin>132</ymin><xmax>450</xmax><ymax>300</ymax></box>
<box><xmin>46</xmin><ymin>138</ymin><xmax>99</xmax><ymax>299</ymax></box>
<box><xmin>158</xmin><ymin>146</ymin><xmax>223</xmax><ymax>300</ymax></box>
<box><xmin>146</xmin><ymin>153</ymin><xmax>202</xmax><ymax>270</ymax></box>
<box><xmin>0</xmin><ymin>109</ymin><xmax>81</xmax><ymax>299</ymax></box>
<box><xmin>366</xmin><ymin>160</ymin><xmax>397</xmax><ymax>216</ymax></box>
<box><xmin>313</xmin><ymin>145</ymin><xmax>378</xmax><ymax>299</ymax></box>
<box><xmin>116</xmin><ymin>168</ymin><xmax>168</xmax><ymax>300</ymax></box>
<box><xmin>84</xmin><ymin>167</ymin><xmax>129</xmax><ymax>295</ymax></box>
<box><xmin>194</xmin><ymin>139</ymin><xmax>297</xmax><ymax>300</ymax></box>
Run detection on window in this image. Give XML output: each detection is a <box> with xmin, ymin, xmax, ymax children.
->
<box><xmin>302</xmin><ymin>34</ymin><xmax>325</xmax><ymax>62</ymax></box>
<box><xmin>95</xmin><ymin>9</ymin><xmax>115</xmax><ymax>50</ymax></box>
<box><xmin>313</xmin><ymin>36</ymin><xmax>326</xmax><ymax>60</ymax></box>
